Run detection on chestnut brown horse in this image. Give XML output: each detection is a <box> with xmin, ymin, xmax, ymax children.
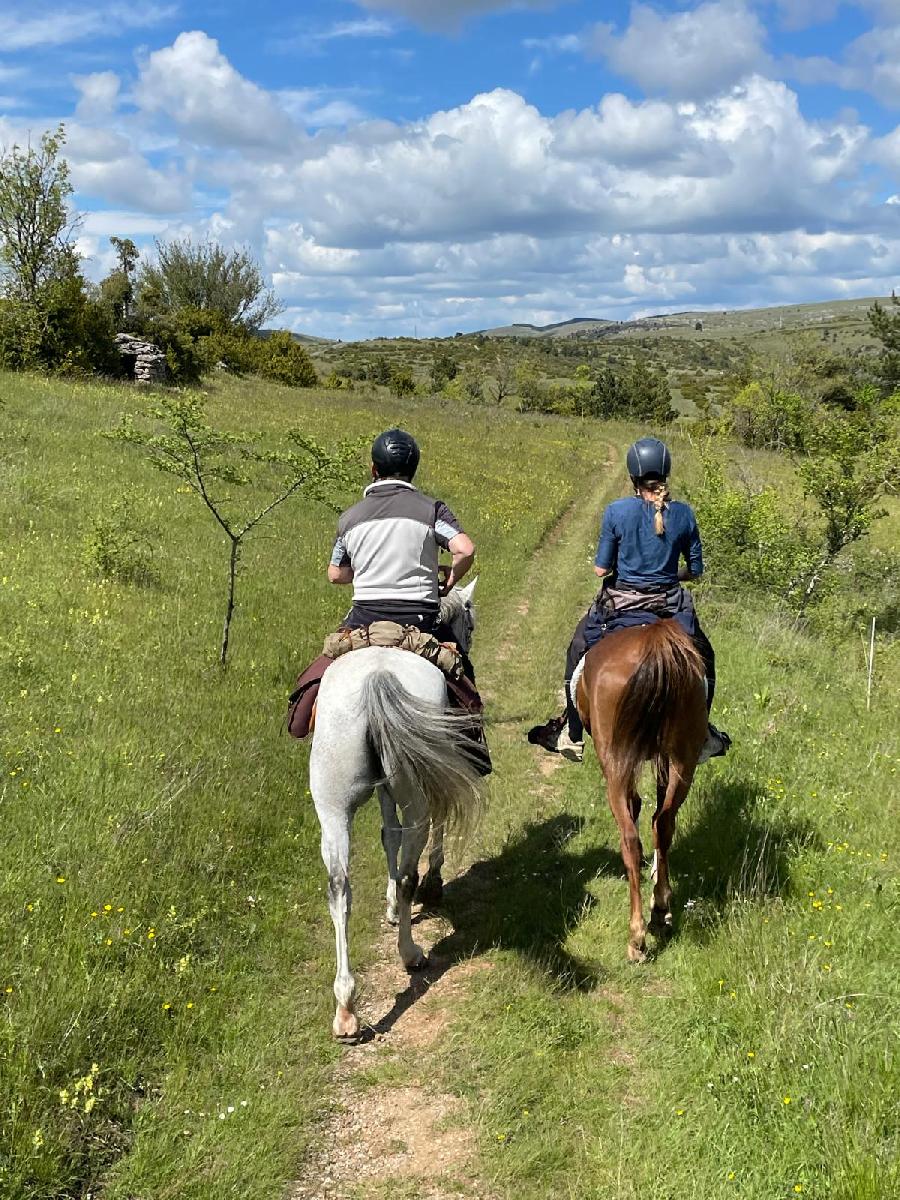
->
<box><xmin>576</xmin><ymin>619</ymin><xmax>707</xmax><ymax>962</ymax></box>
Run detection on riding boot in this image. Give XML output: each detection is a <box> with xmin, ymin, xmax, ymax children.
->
<box><xmin>690</xmin><ymin>627</ymin><xmax>730</xmax><ymax>758</ymax></box>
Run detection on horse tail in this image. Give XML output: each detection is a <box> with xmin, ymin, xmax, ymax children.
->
<box><xmin>362</xmin><ymin>670</ymin><xmax>483</xmax><ymax>833</ymax></box>
<box><xmin>607</xmin><ymin>621</ymin><xmax>704</xmax><ymax>791</ymax></box>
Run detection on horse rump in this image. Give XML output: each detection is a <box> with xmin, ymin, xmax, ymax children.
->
<box><xmin>362</xmin><ymin>670</ymin><xmax>484</xmax><ymax>834</ymax></box>
<box><xmin>606</xmin><ymin>620</ymin><xmax>704</xmax><ymax>790</ymax></box>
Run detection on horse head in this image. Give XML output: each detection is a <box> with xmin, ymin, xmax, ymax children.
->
<box><xmin>440</xmin><ymin>575</ymin><xmax>478</xmax><ymax>655</ymax></box>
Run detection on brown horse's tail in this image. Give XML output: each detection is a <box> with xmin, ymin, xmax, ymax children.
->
<box><xmin>607</xmin><ymin>621</ymin><xmax>704</xmax><ymax>791</ymax></box>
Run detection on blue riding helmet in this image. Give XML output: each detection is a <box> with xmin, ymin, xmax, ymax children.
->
<box><xmin>626</xmin><ymin>437</ymin><xmax>672</xmax><ymax>482</ymax></box>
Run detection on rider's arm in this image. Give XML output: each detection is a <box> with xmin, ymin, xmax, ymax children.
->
<box><xmin>680</xmin><ymin>510</ymin><xmax>704</xmax><ymax>583</ymax></box>
<box><xmin>594</xmin><ymin>505</ymin><xmax>618</xmax><ymax>579</ymax></box>
<box><xmin>327</xmin><ymin>534</ymin><xmax>354</xmax><ymax>585</ymax></box>
<box><xmin>434</xmin><ymin>501</ymin><xmax>474</xmax><ymax>594</ymax></box>
<box><xmin>443</xmin><ymin>532</ymin><xmax>475</xmax><ymax>593</ymax></box>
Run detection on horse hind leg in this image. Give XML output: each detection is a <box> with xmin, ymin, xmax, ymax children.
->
<box><xmin>608</xmin><ymin>778</ymin><xmax>647</xmax><ymax>962</ymax></box>
<box><xmin>319</xmin><ymin>815</ymin><xmax>360</xmax><ymax>1040</ymax></box>
<box><xmin>379</xmin><ymin>786</ymin><xmax>401</xmax><ymax>926</ymax></box>
<box><xmin>395</xmin><ymin>783</ymin><xmax>431</xmax><ymax>971</ymax></box>
<box><xmin>650</xmin><ymin>761</ymin><xmax>693</xmax><ymax>939</ymax></box>
<box><xmin>415</xmin><ymin>821</ymin><xmax>445</xmax><ymax>908</ymax></box>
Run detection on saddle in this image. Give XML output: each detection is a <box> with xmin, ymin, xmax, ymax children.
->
<box><xmin>287</xmin><ymin>622</ymin><xmax>483</xmax><ymax>748</ymax></box>
<box><xmin>322</xmin><ymin>620</ymin><xmax>465</xmax><ymax>680</ymax></box>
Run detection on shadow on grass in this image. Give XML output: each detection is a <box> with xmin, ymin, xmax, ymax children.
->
<box><xmin>665</xmin><ymin>773</ymin><xmax>820</xmax><ymax>944</ymax></box>
<box><xmin>361</xmin><ymin>779</ymin><xmax>818</xmax><ymax>1037</ymax></box>
<box><xmin>359</xmin><ymin>814</ymin><xmax>619</xmax><ymax>1040</ymax></box>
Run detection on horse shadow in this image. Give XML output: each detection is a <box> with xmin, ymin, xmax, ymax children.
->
<box><xmin>363</xmin><ymin>775</ymin><xmax>817</xmax><ymax>1037</ymax></box>
<box><xmin>361</xmin><ymin>814</ymin><xmax>620</xmax><ymax>1039</ymax></box>
<box><xmin>662</xmin><ymin>774</ymin><xmax>819</xmax><ymax>943</ymax></box>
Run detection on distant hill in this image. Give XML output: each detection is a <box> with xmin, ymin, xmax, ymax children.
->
<box><xmin>476</xmin><ymin>296</ymin><xmax>884</xmax><ymax>343</ymax></box>
<box><xmin>259</xmin><ymin>328</ymin><xmax>333</xmax><ymax>346</ymax></box>
<box><xmin>479</xmin><ymin>317</ymin><xmax>618</xmax><ymax>339</ymax></box>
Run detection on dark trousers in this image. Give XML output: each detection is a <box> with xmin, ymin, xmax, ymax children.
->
<box><xmin>563</xmin><ymin>603</ymin><xmax>716</xmax><ymax>742</ymax></box>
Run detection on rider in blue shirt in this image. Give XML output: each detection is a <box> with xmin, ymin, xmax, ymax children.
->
<box><xmin>530</xmin><ymin>437</ymin><xmax>730</xmax><ymax>764</ymax></box>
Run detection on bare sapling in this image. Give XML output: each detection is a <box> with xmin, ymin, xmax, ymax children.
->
<box><xmin>111</xmin><ymin>393</ymin><xmax>362</xmax><ymax>665</ymax></box>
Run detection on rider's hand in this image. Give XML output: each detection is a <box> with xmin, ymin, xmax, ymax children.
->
<box><xmin>438</xmin><ymin>564</ymin><xmax>453</xmax><ymax>596</ymax></box>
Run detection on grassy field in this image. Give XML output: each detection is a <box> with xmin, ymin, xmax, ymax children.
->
<box><xmin>0</xmin><ymin>370</ymin><xmax>602</xmax><ymax>1197</ymax></box>
<box><xmin>1</xmin><ymin>369</ymin><xmax>897</xmax><ymax>1199</ymax></box>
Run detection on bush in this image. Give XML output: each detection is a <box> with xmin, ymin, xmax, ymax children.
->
<box><xmin>253</xmin><ymin>331</ymin><xmax>317</xmax><ymax>387</ymax></box>
<box><xmin>688</xmin><ymin>447</ymin><xmax>817</xmax><ymax>605</ymax></box>
<box><xmin>721</xmin><ymin>381</ymin><xmax>816</xmax><ymax>452</ymax></box>
<box><xmin>83</xmin><ymin>488</ymin><xmax>157</xmax><ymax>585</ymax></box>
<box><xmin>0</xmin><ymin>274</ymin><xmax>118</xmax><ymax>376</ymax></box>
<box><xmin>389</xmin><ymin>366</ymin><xmax>415</xmax><ymax>398</ymax></box>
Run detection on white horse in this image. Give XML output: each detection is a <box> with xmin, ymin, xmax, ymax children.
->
<box><xmin>309</xmin><ymin>580</ymin><xmax>483</xmax><ymax>1041</ymax></box>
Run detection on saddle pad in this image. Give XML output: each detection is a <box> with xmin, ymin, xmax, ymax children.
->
<box><xmin>570</xmin><ymin>654</ymin><xmax>587</xmax><ymax>702</ymax></box>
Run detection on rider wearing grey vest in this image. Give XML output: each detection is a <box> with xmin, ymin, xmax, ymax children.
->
<box><xmin>329</xmin><ymin>429</ymin><xmax>475</xmax><ymax>636</ymax></box>
<box><xmin>288</xmin><ymin>430</ymin><xmax>487</xmax><ymax>769</ymax></box>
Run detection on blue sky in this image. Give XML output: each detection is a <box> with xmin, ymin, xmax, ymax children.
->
<box><xmin>2</xmin><ymin>0</ymin><xmax>900</xmax><ymax>338</ymax></box>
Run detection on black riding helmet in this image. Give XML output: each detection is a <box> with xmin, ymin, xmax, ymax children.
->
<box><xmin>626</xmin><ymin>437</ymin><xmax>672</xmax><ymax>482</ymax></box>
<box><xmin>371</xmin><ymin>428</ymin><xmax>420</xmax><ymax>480</ymax></box>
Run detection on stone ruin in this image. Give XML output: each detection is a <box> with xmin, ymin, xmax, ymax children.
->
<box><xmin>114</xmin><ymin>333</ymin><xmax>167</xmax><ymax>384</ymax></box>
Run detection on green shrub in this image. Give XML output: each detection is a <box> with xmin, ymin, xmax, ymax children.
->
<box><xmin>253</xmin><ymin>331</ymin><xmax>317</xmax><ymax>387</ymax></box>
<box><xmin>83</xmin><ymin>488</ymin><xmax>157</xmax><ymax>585</ymax></box>
<box><xmin>688</xmin><ymin>447</ymin><xmax>817</xmax><ymax>604</ymax></box>
<box><xmin>0</xmin><ymin>274</ymin><xmax>118</xmax><ymax>376</ymax></box>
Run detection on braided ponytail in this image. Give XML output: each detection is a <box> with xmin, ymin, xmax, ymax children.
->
<box><xmin>652</xmin><ymin>482</ymin><xmax>670</xmax><ymax>536</ymax></box>
<box><xmin>634</xmin><ymin>478</ymin><xmax>670</xmax><ymax>535</ymax></box>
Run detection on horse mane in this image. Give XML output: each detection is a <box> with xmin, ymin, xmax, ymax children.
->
<box><xmin>439</xmin><ymin>589</ymin><xmax>464</xmax><ymax>624</ymax></box>
<box><xmin>607</xmin><ymin>621</ymin><xmax>704</xmax><ymax>789</ymax></box>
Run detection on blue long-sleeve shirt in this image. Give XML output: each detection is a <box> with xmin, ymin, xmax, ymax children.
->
<box><xmin>595</xmin><ymin>496</ymin><xmax>703</xmax><ymax>589</ymax></box>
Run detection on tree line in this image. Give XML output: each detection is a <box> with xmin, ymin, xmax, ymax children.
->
<box><xmin>0</xmin><ymin>127</ymin><xmax>317</xmax><ymax>387</ymax></box>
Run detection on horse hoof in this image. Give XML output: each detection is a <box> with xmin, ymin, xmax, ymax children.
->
<box><xmin>404</xmin><ymin>952</ymin><xmax>429</xmax><ymax>973</ymax></box>
<box><xmin>385</xmin><ymin>907</ymin><xmax>400</xmax><ymax>927</ymax></box>
<box><xmin>627</xmin><ymin>943</ymin><xmax>648</xmax><ymax>964</ymax></box>
<box><xmin>332</xmin><ymin>1007</ymin><xmax>360</xmax><ymax>1041</ymax></box>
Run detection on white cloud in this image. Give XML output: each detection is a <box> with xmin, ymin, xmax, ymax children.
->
<box><xmin>134</xmin><ymin>31</ymin><xmax>300</xmax><ymax>150</ymax></box>
<box><xmin>65</xmin><ymin>124</ymin><xmax>190</xmax><ymax>213</ymax></box>
<box><xmin>354</xmin><ymin>0</ymin><xmax>565</xmax><ymax>32</ymax></box>
<box><xmin>74</xmin><ymin>71</ymin><xmax>121</xmax><ymax>120</ymax></box>
<box><xmin>0</xmin><ymin>4</ymin><xmax>175</xmax><ymax>50</ymax></box>
<box><xmin>278</xmin><ymin>88</ymin><xmax>369</xmax><ymax>128</ymax></box>
<box><xmin>225</xmin><ymin>81</ymin><xmax>866</xmax><ymax>252</ymax></box>
<box><xmin>591</xmin><ymin>1</ymin><xmax>769</xmax><ymax>100</ymax></box>
<box><xmin>279</xmin><ymin>15</ymin><xmax>396</xmax><ymax>54</ymax></box>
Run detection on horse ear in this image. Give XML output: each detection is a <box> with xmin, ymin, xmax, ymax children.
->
<box><xmin>460</xmin><ymin>575</ymin><xmax>478</xmax><ymax>602</ymax></box>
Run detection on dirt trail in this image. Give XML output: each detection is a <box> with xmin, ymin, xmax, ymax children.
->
<box><xmin>289</xmin><ymin>449</ymin><xmax>617</xmax><ymax>1200</ymax></box>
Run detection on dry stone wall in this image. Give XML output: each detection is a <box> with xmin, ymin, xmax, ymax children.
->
<box><xmin>114</xmin><ymin>333</ymin><xmax>167</xmax><ymax>384</ymax></box>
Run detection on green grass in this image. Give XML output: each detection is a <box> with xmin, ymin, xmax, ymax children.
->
<box><xmin>428</xmin><ymin>566</ymin><xmax>900</xmax><ymax>1199</ymax></box>
<box><xmin>0</xmin><ymin>370</ymin><xmax>605</xmax><ymax>1197</ymax></box>
<box><xmin>1</xmin><ymin>368</ymin><xmax>896</xmax><ymax>1199</ymax></box>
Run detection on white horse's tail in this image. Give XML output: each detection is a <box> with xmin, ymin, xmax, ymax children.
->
<box><xmin>362</xmin><ymin>670</ymin><xmax>483</xmax><ymax>833</ymax></box>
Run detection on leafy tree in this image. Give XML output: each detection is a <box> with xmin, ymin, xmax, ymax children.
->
<box><xmin>137</xmin><ymin>238</ymin><xmax>281</xmax><ymax>330</ymax></box>
<box><xmin>99</xmin><ymin>236</ymin><xmax>140</xmax><ymax>326</ymax></box>
<box><xmin>0</xmin><ymin>125</ymin><xmax>78</xmax><ymax>304</ymax></box>
<box><xmin>430</xmin><ymin>351</ymin><xmax>458</xmax><ymax>391</ymax></box>
<box><xmin>111</xmin><ymin>395</ymin><xmax>361</xmax><ymax>664</ymax></box>
<box><xmin>488</xmin><ymin>352</ymin><xmax>514</xmax><ymax>404</ymax></box>
<box><xmin>369</xmin><ymin>356</ymin><xmax>391</xmax><ymax>386</ymax></box>
<box><xmin>867</xmin><ymin>297</ymin><xmax>900</xmax><ymax>394</ymax></box>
